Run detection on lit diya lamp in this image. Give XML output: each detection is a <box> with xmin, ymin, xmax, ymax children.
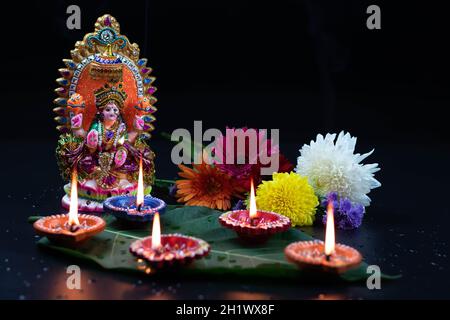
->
<box><xmin>103</xmin><ymin>156</ymin><xmax>166</xmax><ymax>223</ymax></box>
<box><xmin>284</xmin><ymin>201</ymin><xmax>363</xmax><ymax>274</ymax></box>
<box><xmin>219</xmin><ymin>179</ymin><xmax>291</xmax><ymax>244</ymax></box>
<box><xmin>33</xmin><ymin>169</ymin><xmax>106</xmax><ymax>247</ymax></box>
<box><xmin>129</xmin><ymin>212</ymin><xmax>210</xmax><ymax>269</ymax></box>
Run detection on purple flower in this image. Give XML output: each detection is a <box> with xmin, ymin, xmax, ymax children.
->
<box><xmin>321</xmin><ymin>192</ymin><xmax>365</xmax><ymax>230</ymax></box>
<box><xmin>325</xmin><ymin>191</ymin><xmax>338</xmax><ymax>203</ymax></box>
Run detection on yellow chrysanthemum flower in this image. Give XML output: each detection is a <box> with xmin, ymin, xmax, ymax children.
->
<box><xmin>255</xmin><ymin>172</ymin><xmax>319</xmax><ymax>227</ymax></box>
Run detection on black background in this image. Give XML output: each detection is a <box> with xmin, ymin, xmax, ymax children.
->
<box><xmin>1</xmin><ymin>0</ymin><xmax>450</xmax><ymax>300</ymax></box>
<box><xmin>1</xmin><ymin>0</ymin><xmax>449</xmax><ymax>144</ymax></box>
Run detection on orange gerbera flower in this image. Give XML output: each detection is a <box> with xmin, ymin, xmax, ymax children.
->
<box><xmin>175</xmin><ymin>163</ymin><xmax>244</xmax><ymax>210</ymax></box>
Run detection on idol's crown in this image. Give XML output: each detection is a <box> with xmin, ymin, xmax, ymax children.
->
<box><xmin>94</xmin><ymin>83</ymin><xmax>127</xmax><ymax>109</ymax></box>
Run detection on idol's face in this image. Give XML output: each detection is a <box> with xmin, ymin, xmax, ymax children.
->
<box><xmin>102</xmin><ymin>102</ymin><xmax>119</xmax><ymax>122</ymax></box>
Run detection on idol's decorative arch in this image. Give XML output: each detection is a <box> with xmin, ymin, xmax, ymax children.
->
<box><xmin>55</xmin><ymin>14</ymin><xmax>157</xmax><ymax>212</ymax></box>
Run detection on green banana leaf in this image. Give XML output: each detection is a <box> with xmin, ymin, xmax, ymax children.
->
<box><xmin>28</xmin><ymin>205</ymin><xmax>400</xmax><ymax>282</ymax></box>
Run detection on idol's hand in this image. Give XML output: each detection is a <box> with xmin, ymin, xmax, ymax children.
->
<box><xmin>86</xmin><ymin>130</ymin><xmax>99</xmax><ymax>149</ymax></box>
<box><xmin>134</xmin><ymin>115</ymin><xmax>145</xmax><ymax>131</ymax></box>
<box><xmin>71</xmin><ymin>113</ymin><xmax>83</xmax><ymax>129</ymax></box>
<box><xmin>114</xmin><ymin>148</ymin><xmax>127</xmax><ymax>167</ymax></box>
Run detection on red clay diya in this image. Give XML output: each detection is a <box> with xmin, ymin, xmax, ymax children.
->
<box><xmin>129</xmin><ymin>213</ymin><xmax>210</xmax><ymax>269</ymax></box>
<box><xmin>33</xmin><ymin>169</ymin><xmax>106</xmax><ymax>247</ymax></box>
<box><xmin>284</xmin><ymin>202</ymin><xmax>362</xmax><ymax>274</ymax></box>
<box><xmin>219</xmin><ymin>180</ymin><xmax>291</xmax><ymax>244</ymax></box>
<box><xmin>219</xmin><ymin>210</ymin><xmax>291</xmax><ymax>244</ymax></box>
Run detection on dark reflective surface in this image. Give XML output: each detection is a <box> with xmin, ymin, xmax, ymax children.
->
<box><xmin>1</xmin><ymin>138</ymin><xmax>449</xmax><ymax>299</ymax></box>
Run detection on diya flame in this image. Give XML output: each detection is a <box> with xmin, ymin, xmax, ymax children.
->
<box><xmin>151</xmin><ymin>212</ymin><xmax>162</xmax><ymax>250</ymax></box>
<box><xmin>249</xmin><ymin>179</ymin><xmax>258</xmax><ymax>219</ymax></box>
<box><xmin>136</xmin><ymin>156</ymin><xmax>145</xmax><ymax>209</ymax></box>
<box><xmin>325</xmin><ymin>201</ymin><xmax>335</xmax><ymax>256</ymax></box>
<box><xmin>68</xmin><ymin>169</ymin><xmax>80</xmax><ymax>226</ymax></box>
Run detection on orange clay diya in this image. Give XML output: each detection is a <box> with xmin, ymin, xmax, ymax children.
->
<box><xmin>219</xmin><ymin>180</ymin><xmax>291</xmax><ymax>244</ymax></box>
<box><xmin>33</xmin><ymin>169</ymin><xmax>105</xmax><ymax>247</ymax></box>
<box><xmin>284</xmin><ymin>202</ymin><xmax>362</xmax><ymax>274</ymax></box>
<box><xmin>129</xmin><ymin>213</ymin><xmax>210</xmax><ymax>269</ymax></box>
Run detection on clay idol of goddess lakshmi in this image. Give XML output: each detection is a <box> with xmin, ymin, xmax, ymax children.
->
<box><xmin>54</xmin><ymin>15</ymin><xmax>157</xmax><ymax>212</ymax></box>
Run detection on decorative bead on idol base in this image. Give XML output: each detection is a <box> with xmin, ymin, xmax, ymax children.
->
<box><xmin>129</xmin><ymin>234</ymin><xmax>210</xmax><ymax>269</ymax></box>
<box><xmin>62</xmin><ymin>195</ymin><xmax>103</xmax><ymax>213</ymax></box>
<box><xmin>33</xmin><ymin>214</ymin><xmax>106</xmax><ymax>247</ymax></box>
<box><xmin>219</xmin><ymin>210</ymin><xmax>291</xmax><ymax>244</ymax></box>
<box><xmin>284</xmin><ymin>240</ymin><xmax>363</xmax><ymax>274</ymax></box>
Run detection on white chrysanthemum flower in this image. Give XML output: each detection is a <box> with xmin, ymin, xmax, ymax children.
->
<box><xmin>295</xmin><ymin>132</ymin><xmax>381</xmax><ymax>206</ymax></box>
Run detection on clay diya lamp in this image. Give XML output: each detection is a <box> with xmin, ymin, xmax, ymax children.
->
<box><xmin>33</xmin><ymin>169</ymin><xmax>106</xmax><ymax>247</ymax></box>
<box><xmin>219</xmin><ymin>180</ymin><xmax>291</xmax><ymax>244</ymax></box>
<box><xmin>284</xmin><ymin>202</ymin><xmax>362</xmax><ymax>274</ymax></box>
<box><xmin>103</xmin><ymin>157</ymin><xmax>166</xmax><ymax>223</ymax></box>
<box><xmin>129</xmin><ymin>213</ymin><xmax>210</xmax><ymax>269</ymax></box>
<box><xmin>103</xmin><ymin>195</ymin><xmax>166</xmax><ymax>223</ymax></box>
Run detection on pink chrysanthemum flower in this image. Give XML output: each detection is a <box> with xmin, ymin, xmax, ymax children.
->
<box><xmin>212</xmin><ymin>128</ymin><xmax>293</xmax><ymax>190</ymax></box>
